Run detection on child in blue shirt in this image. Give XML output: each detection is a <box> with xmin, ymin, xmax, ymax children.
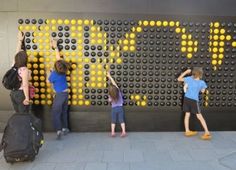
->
<box><xmin>107</xmin><ymin>72</ymin><xmax>126</xmax><ymax>137</ymax></box>
<box><xmin>48</xmin><ymin>39</ymin><xmax>70</xmax><ymax>140</ymax></box>
<box><xmin>178</xmin><ymin>67</ymin><xmax>211</xmax><ymax>140</ymax></box>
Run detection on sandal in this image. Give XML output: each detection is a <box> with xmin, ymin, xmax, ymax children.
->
<box><xmin>185</xmin><ymin>131</ymin><xmax>198</xmax><ymax>137</ymax></box>
<box><xmin>201</xmin><ymin>133</ymin><xmax>212</xmax><ymax>140</ymax></box>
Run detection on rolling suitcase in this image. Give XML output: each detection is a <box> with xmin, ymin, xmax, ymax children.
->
<box><xmin>0</xmin><ymin>113</ymin><xmax>44</xmax><ymax>163</ymax></box>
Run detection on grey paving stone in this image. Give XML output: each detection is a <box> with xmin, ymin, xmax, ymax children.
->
<box><xmin>165</xmin><ymin>161</ymin><xmax>215</xmax><ymax>170</ymax></box>
<box><xmin>107</xmin><ymin>162</ymin><xmax>130</xmax><ymax>170</ymax></box>
<box><xmin>31</xmin><ymin>163</ymin><xmax>55</xmax><ymax>170</ymax></box>
<box><xmin>188</xmin><ymin>149</ymin><xmax>218</xmax><ymax>161</ymax></box>
<box><xmin>130</xmin><ymin>162</ymin><xmax>161</xmax><ymax>170</ymax></box>
<box><xmin>111</xmin><ymin>139</ymin><xmax>131</xmax><ymax>151</ymax></box>
<box><xmin>207</xmin><ymin>160</ymin><xmax>229</xmax><ymax>170</ymax></box>
<box><xmin>0</xmin><ymin>132</ymin><xmax>236</xmax><ymax>170</ymax></box>
<box><xmin>143</xmin><ymin>150</ymin><xmax>173</xmax><ymax>163</ymax></box>
<box><xmin>169</xmin><ymin>148</ymin><xmax>193</xmax><ymax>161</ymax></box>
<box><xmin>54</xmin><ymin>163</ymin><xmax>85</xmax><ymax>170</ymax></box>
<box><xmin>102</xmin><ymin>151</ymin><xmax>124</xmax><ymax>162</ymax></box>
<box><xmin>124</xmin><ymin>150</ymin><xmax>144</xmax><ymax>162</ymax></box>
<box><xmin>75</xmin><ymin>150</ymin><xmax>103</xmax><ymax>162</ymax></box>
<box><xmin>84</xmin><ymin>162</ymin><xmax>107</xmax><ymax>170</ymax></box>
<box><xmin>219</xmin><ymin>152</ymin><xmax>236</xmax><ymax>170</ymax></box>
<box><xmin>131</xmin><ymin>141</ymin><xmax>156</xmax><ymax>152</ymax></box>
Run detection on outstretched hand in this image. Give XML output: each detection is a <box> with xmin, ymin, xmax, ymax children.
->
<box><xmin>185</xmin><ymin>69</ymin><xmax>191</xmax><ymax>74</ymax></box>
<box><xmin>17</xmin><ymin>31</ymin><xmax>24</xmax><ymax>42</ymax></box>
<box><xmin>106</xmin><ymin>71</ymin><xmax>111</xmax><ymax>78</ymax></box>
<box><xmin>50</xmin><ymin>38</ymin><xmax>58</xmax><ymax>49</ymax></box>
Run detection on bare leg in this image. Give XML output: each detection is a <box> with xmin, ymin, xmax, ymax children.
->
<box><xmin>196</xmin><ymin>113</ymin><xmax>210</xmax><ymax>134</ymax></box>
<box><xmin>184</xmin><ymin>112</ymin><xmax>191</xmax><ymax>132</ymax></box>
<box><xmin>111</xmin><ymin>123</ymin><xmax>116</xmax><ymax>136</ymax></box>
<box><xmin>120</xmin><ymin>123</ymin><xmax>126</xmax><ymax>137</ymax></box>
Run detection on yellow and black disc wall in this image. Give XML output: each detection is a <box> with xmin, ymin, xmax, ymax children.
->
<box><xmin>0</xmin><ymin>0</ymin><xmax>235</xmax><ymax>131</ymax></box>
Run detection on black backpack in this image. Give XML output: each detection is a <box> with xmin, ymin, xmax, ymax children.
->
<box><xmin>2</xmin><ymin>66</ymin><xmax>21</xmax><ymax>90</ymax></box>
<box><xmin>0</xmin><ymin>114</ymin><xmax>44</xmax><ymax>163</ymax></box>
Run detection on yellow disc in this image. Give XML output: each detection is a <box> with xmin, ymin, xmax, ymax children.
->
<box><xmin>77</xmin><ymin>19</ymin><xmax>83</xmax><ymax>25</ymax></box>
<box><xmin>175</xmin><ymin>28</ymin><xmax>181</xmax><ymax>33</ymax></box>
<box><xmin>214</xmin><ymin>22</ymin><xmax>220</xmax><ymax>27</ymax></box>
<box><xmin>34</xmin><ymin>100</ymin><xmax>40</xmax><ymax>105</ymax></box>
<box><xmin>213</xmin><ymin>29</ymin><xmax>219</xmax><ymax>34</ymax></box>
<box><xmin>143</xmin><ymin>20</ymin><xmax>149</xmax><ymax>26</ymax></box>
<box><xmin>232</xmin><ymin>41</ymin><xmax>236</xmax><ymax>47</ymax></box>
<box><xmin>181</xmin><ymin>41</ymin><xmax>187</xmax><ymax>46</ymax></box>
<box><xmin>116</xmin><ymin>58</ymin><xmax>122</xmax><ymax>64</ymax></box>
<box><xmin>57</xmin><ymin>19</ymin><xmax>63</xmax><ymax>24</ymax></box>
<box><xmin>218</xmin><ymin>60</ymin><xmax>222</xmax><ymax>65</ymax></box>
<box><xmin>130</xmin><ymin>40</ymin><xmax>135</xmax><ymax>45</ymax></box>
<box><xmin>181</xmin><ymin>47</ymin><xmax>186</xmax><ymax>52</ymax></box>
<box><xmin>169</xmin><ymin>21</ymin><xmax>175</xmax><ymax>27</ymax></box>
<box><xmin>213</xmin><ymin>41</ymin><xmax>218</xmax><ymax>46</ymax></box>
<box><xmin>123</xmin><ymin>39</ymin><xmax>129</xmax><ymax>45</ymax></box>
<box><xmin>130</xmin><ymin>46</ymin><xmax>135</xmax><ymax>51</ymax></box>
<box><xmin>211</xmin><ymin>60</ymin><xmax>217</xmax><ymax>65</ymax></box>
<box><xmin>187</xmin><ymin>53</ymin><xmax>192</xmax><ymax>59</ymax></box>
<box><xmin>123</xmin><ymin>46</ymin><xmax>129</xmax><ymax>51</ymax></box>
<box><xmin>219</xmin><ymin>41</ymin><xmax>224</xmax><ymax>46</ymax></box>
<box><xmin>213</xmin><ymin>47</ymin><xmax>218</xmax><ymax>53</ymax></box>
<box><xmin>163</xmin><ymin>21</ymin><xmax>168</xmax><ymax>26</ymax></box>
<box><xmin>78</xmin><ymin>100</ymin><xmax>84</xmax><ymax>106</ymax></box>
<box><xmin>220</xmin><ymin>35</ymin><xmax>225</xmax><ymax>40</ymax></box>
<box><xmin>187</xmin><ymin>47</ymin><xmax>193</xmax><ymax>52</ymax></box>
<box><xmin>226</xmin><ymin>35</ymin><xmax>231</xmax><ymax>40</ymax></box>
<box><xmin>150</xmin><ymin>21</ymin><xmax>155</xmax><ymax>26</ymax></box>
<box><xmin>130</xmin><ymin>33</ymin><xmax>135</xmax><ymax>39</ymax></box>
<box><xmin>218</xmin><ymin>54</ymin><xmax>224</xmax><ymax>59</ymax></box>
<box><xmin>137</xmin><ymin>27</ymin><xmax>142</xmax><ymax>32</ymax></box>
<box><xmin>220</xmin><ymin>29</ymin><xmax>225</xmax><ymax>34</ymax></box>
<box><xmin>64</xmin><ymin>19</ymin><xmax>70</xmax><ymax>25</ymax></box>
<box><xmin>71</xmin><ymin>19</ymin><xmax>76</xmax><ymax>25</ymax></box>
<box><xmin>135</xmin><ymin>95</ymin><xmax>140</xmax><ymax>100</ymax></box>
<box><xmin>188</xmin><ymin>41</ymin><xmax>193</xmax><ymax>46</ymax></box>
<box><xmin>84</xmin><ymin>19</ymin><xmax>89</xmax><ymax>25</ymax></box>
<box><xmin>156</xmin><ymin>21</ymin><xmax>162</xmax><ymax>26</ymax></box>
<box><xmin>85</xmin><ymin>100</ymin><xmax>90</xmax><ymax>106</ymax></box>
<box><xmin>182</xmin><ymin>34</ymin><xmax>187</xmax><ymax>39</ymax></box>
<box><xmin>213</xmin><ymin>35</ymin><xmax>219</xmax><ymax>40</ymax></box>
<box><xmin>141</xmin><ymin>101</ymin><xmax>146</xmax><ymax>106</ymax></box>
<box><xmin>212</xmin><ymin>54</ymin><xmax>217</xmax><ymax>59</ymax></box>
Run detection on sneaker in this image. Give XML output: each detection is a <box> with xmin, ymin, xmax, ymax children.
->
<box><xmin>62</xmin><ymin>128</ymin><xmax>70</xmax><ymax>135</ymax></box>
<box><xmin>56</xmin><ymin>130</ymin><xmax>62</xmax><ymax>140</ymax></box>
<box><xmin>201</xmin><ymin>133</ymin><xmax>212</xmax><ymax>140</ymax></box>
<box><xmin>120</xmin><ymin>132</ymin><xmax>127</xmax><ymax>138</ymax></box>
<box><xmin>185</xmin><ymin>131</ymin><xmax>198</xmax><ymax>137</ymax></box>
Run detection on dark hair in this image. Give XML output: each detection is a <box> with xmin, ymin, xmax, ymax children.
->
<box><xmin>192</xmin><ymin>67</ymin><xmax>203</xmax><ymax>79</ymax></box>
<box><xmin>14</xmin><ymin>51</ymin><xmax>28</xmax><ymax>68</ymax></box>
<box><xmin>54</xmin><ymin>60</ymin><xmax>70</xmax><ymax>74</ymax></box>
<box><xmin>108</xmin><ymin>84</ymin><xmax>120</xmax><ymax>102</ymax></box>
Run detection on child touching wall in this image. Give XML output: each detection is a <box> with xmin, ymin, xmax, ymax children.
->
<box><xmin>107</xmin><ymin>72</ymin><xmax>127</xmax><ymax>137</ymax></box>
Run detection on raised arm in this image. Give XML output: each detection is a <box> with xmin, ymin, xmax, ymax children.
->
<box><xmin>16</xmin><ymin>31</ymin><xmax>24</xmax><ymax>54</ymax></box>
<box><xmin>12</xmin><ymin>31</ymin><xmax>24</xmax><ymax>66</ymax></box>
<box><xmin>177</xmin><ymin>69</ymin><xmax>191</xmax><ymax>82</ymax></box>
<box><xmin>107</xmin><ymin>72</ymin><xmax>119</xmax><ymax>89</ymax></box>
<box><xmin>50</xmin><ymin>39</ymin><xmax>61</xmax><ymax>60</ymax></box>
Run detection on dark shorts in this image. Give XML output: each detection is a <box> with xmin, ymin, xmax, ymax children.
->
<box><xmin>111</xmin><ymin>106</ymin><xmax>125</xmax><ymax>124</ymax></box>
<box><xmin>183</xmin><ymin>97</ymin><xmax>201</xmax><ymax>114</ymax></box>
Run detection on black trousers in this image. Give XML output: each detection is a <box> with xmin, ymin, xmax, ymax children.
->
<box><xmin>10</xmin><ymin>90</ymin><xmax>29</xmax><ymax>114</ymax></box>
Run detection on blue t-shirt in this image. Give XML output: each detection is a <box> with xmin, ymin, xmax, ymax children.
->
<box><xmin>48</xmin><ymin>71</ymin><xmax>68</xmax><ymax>92</ymax></box>
<box><xmin>184</xmin><ymin>76</ymin><xmax>207</xmax><ymax>101</ymax></box>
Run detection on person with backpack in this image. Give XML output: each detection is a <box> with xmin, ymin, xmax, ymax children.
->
<box><xmin>9</xmin><ymin>31</ymin><xmax>31</xmax><ymax>114</ymax></box>
<box><xmin>48</xmin><ymin>39</ymin><xmax>70</xmax><ymax>140</ymax></box>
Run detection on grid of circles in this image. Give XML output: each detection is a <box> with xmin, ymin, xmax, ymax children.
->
<box><xmin>18</xmin><ymin>18</ymin><xmax>236</xmax><ymax>107</ymax></box>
